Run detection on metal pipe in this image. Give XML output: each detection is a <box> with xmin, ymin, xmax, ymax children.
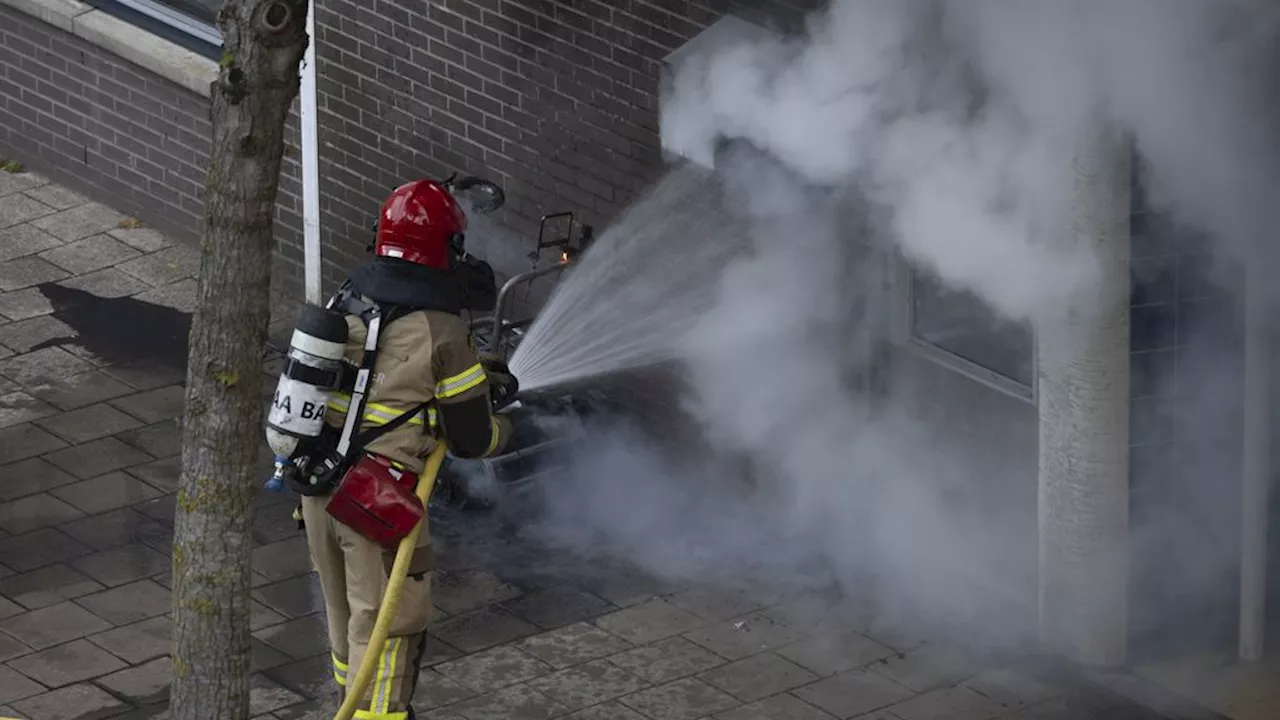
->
<box><xmin>300</xmin><ymin>0</ymin><xmax>323</xmax><ymax>305</ymax></box>
<box><xmin>487</xmin><ymin>262</ymin><xmax>571</xmax><ymax>354</ymax></box>
<box><xmin>1239</xmin><ymin>257</ymin><xmax>1271</xmax><ymax>661</ymax></box>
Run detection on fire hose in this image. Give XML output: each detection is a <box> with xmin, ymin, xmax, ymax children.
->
<box><xmin>332</xmin><ymin>440</ymin><xmax>449</xmax><ymax>720</ymax></box>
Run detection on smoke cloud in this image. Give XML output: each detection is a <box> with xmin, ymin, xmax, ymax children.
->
<box><xmin>511</xmin><ymin>0</ymin><xmax>1280</xmax><ymax>652</ymax></box>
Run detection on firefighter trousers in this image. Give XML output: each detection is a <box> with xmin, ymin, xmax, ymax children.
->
<box><xmin>301</xmin><ymin>495</ymin><xmax>436</xmax><ymax>720</ymax></box>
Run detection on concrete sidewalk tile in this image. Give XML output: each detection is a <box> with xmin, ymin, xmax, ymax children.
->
<box><xmin>116</xmin><ymin>420</ymin><xmax>182</xmax><ymax>458</ymax></box>
<box><xmin>666</xmin><ymin>586</ymin><xmax>773</xmax><ymax>622</ymax></box>
<box><xmin>0</xmin><ymin>563</ymin><xmax>102</xmax><ymax>609</ymax></box>
<box><xmin>793</xmin><ymin>669</ymin><xmax>915</xmax><ymax>718</ymax></box>
<box><xmin>439</xmin><ymin>683</ymin><xmax>568</xmax><ymax>720</ymax></box>
<box><xmin>127</xmin><ymin>455</ymin><xmax>181</xmax><ymax>493</ymax></box>
<box><xmin>0</xmin><ymin>195</ymin><xmax>56</xmax><ymax>229</ymax></box>
<box><xmin>110</xmin><ymin>385</ymin><xmax>186</xmax><ymax>424</ymax></box>
<box><xmin>0</xmin><ymin>288</ymin><xmax>54</xmax><ymax>321</ymax></box>
<box><xmin>59</xmin><ymin>507</ymin><xmax>170</xmax><ymax>552</ymax></box>
<box><xmin>618</xmin><ymin>677</ymin><xmax>740</xmax><ymax>720</ymax></box>
<box><xmin>526</xmin><ymin>658</ymin><xmax>649</xmax><ymax>711</ymax></box>
<box><xmin>252</xmin><ymin>575</ymin><xmax>327</xmax><ymax>619</ymax></box>
<box><xmin>869</xmin><ymin>645</ymin><xmax>977</xmax><ymax>693</ymax></box>
<box><xmin>38</xmin><ymin>235</ymin><xmax>141</xmax><ymax>275</ymax></box>
<box><xmin>250</xmin><ymin>673</ymin><xmax>306</xmax><ymax>716</ymax></box>
<box><xmin>593</xmin><ymin>600</ymin><xmax>705</xmax><ymax>646</ymax></box>
<box><xmin>0</xmin><ymin>665</ymin><xmax>44</xmax><ymax>706</ymax></box>
<box><xmin>0</xmin><ymin>632</ymin><xmax>32</xmax><ymax>663</ymax></box>
<box><xmin>252</xmin><ymin>638</ymin><xmax>294</xmax><ymax>672</ymax></box>
<box><xmin>683</xmin><ymin>612</ymin><xmax>810</xmax><ymax>662</ymax></box>
<box><xmin>261</xmin><ymin>654</ymin><xmax>331</xmax><ymax>703</ymax></box>
<box><xmin>0</xmin><ymin>256</ymin><xmax>68</xmax><ymax>292</ymax></box>
<box><xmin>436</xmin><ymin>645</ymin><xmax>553</xmax><ymax>693</ymax></box>
<box><xmin>777</xmin><ymin>632</ymin><xmax>897</xmax><ymax>677</ymax></box>
<box><xmin>606</xmin><ymin>636</ymin><xmax>726</xmax><ymax>685</ymax></box>
<box><xmin>0</xmin><ymin>317</ymin><xmax>78</xmax><ymax>356</ymax></box>
<box><xmin>28</xmin><ymin>369</ymin><xmax>135</xmax><ymax>411</ymax></box>
<box><xmin>6</xmin><ymin>638</ymin><xmax>127</xmax><ymax>687</ymax></box>
<box><xmin>698</xmin><ymin>653</ymin><xmax>819</xmax><ymax>704</ymax></box>
<box><xmin>44</xmin><ymin>436</ymin><xmax>154</xmax><ymax>479</ymax></box>
<box><xmin>107</xmin><ymin>227</ymin><xmax>170</xmax><ymax>253</ymax></box>
<box><xmin>0</xmin><ymin>424</ymin><xmax>66</xmax><ymax>465</ymax></box>
<box><xmin>251</xmin><ymin>537</ymin><xmax>314</xmax><ymax>583</ymax></box>
<box><xmin>249</xmin><ymin>600</ymin><xmax>287</xmax><ymax>632</ymax></box>
<box><xmin>134</xmin><ymin>278</ymin><xmax>198</xmax><ymax>313</ymax></box>
<box><xmin>36</xmin><ymin>402</ymin><xmax>143</xmax><ymax>444</ymax></box>
<box><xmin>29</xmin><ymin>203</ymin><xmax>123</xmax><ymax>241</ymax></box>
<box><xmin>70</xmin><ymin>544</ymin><xmax>170</xmax><ymax>587</ymax></box>
<box><xmin>96</xmin><ymin>656</ymin><xmax>171</xmax><ymax>703</ymax></box>
<box><xmin>886</xmin><ymin>686</ymin><xmax>1005</xmax><ymax>720</ymax></box>
<box><xmin>0</xmin><ymin>225</ymin><xmax>61</xmax><ymax>265</ymax></box>
<box><xmin>56</xmin><ymin>267</ymin><xmax>151</xmax><ymax>299</ymax></box>
<box><xmin>0</xmin><ymin>601</ymin><xmax>113</xmax><ymax>650</ymax></box>
<box><xmin>0</xmin><ymin>172</ymin><xmax>46</xmax><ymax>198</ymax></box>
<box><xmin>0</xmin><ymin>493</ymin><xmax>84</xmax><ymax>535</ymax></box>
<box><xmin>431</xmin><ymin>607</ymin><xmax>540</xmax><ymax>654</ymax></box>
<box><xmin>420</xmin><ymin>634</ymin><xmax>465</xmax><ymax>667</ymax></box>
<box><xmin>962</xmin><ymin>668</ymin><xmax>1066</xmax><ymax>710</ymax></box>
<box><xmin>433</xmin><ymin>569</ymin><xmax>523</xmax><ymax>615</ymax></box>
<box><xmin>87</xmin><ymin>615</ymin><xmax>170</xmax><ymax>664</ymax></box>
<box><xmin>8</xmin><ymin>682</ymin><xmax>124</xmax><ymax>720</ymax></box>
<box><xmin>23</xmin><ymin>185</ymin><xmax>89</xmax><ymax>210</ymax></box>
<box><xmin>50</xmin><ymin>471</ymin><xmax>164</xmax><ymax>518</ymax></box>
<box><xmin>0</xmin><ymin>392</ymin><xmax>58</xmax><ymax>429</ymax></box>
<box><xmin>500</xmin><ymin>585</ymin><xmax>615</xmax><ymax>630</ymax></box>
<box><xmin>118</xmin><ymin>246</ymin><xmax>200</xmax><ymax>286</ymax></box>
<box><xmin>713</xmin><ymin>693</ymin><xmax>837</xmax><ymax>720</ymax></box>
<box><xmin>0</xmin><ymin>457</ymin><xmax>69</xmax><ymax>502</ymax></box>
<box><xmin>0</xmin><ymin>597</ymin><xmax>20</xmax><ymax>621</ymax></box>
<box><xmin>412</xmin><ymin>668</ymin><xmax>479</xmax><ymax>709</ymax></box>
<box><xmin>578</xmin><ymin>566</ymin><xmax>681</xmax><ymax>608</ymax></box>
<box><xmin>0</xmin><ymin>347</ymin><xmax>93</xmax><ymax>385</ymax></box>
<box><xmin>560</xmin><ymin>701</ymin><xmax>649</xmax><ymax>720</ymax></box>
<box><xmin>104</xmin><ymin>361</ymin><xmax>185</xmax><ymax>391</ymax></box>
<box><xmin>516</xmin><ymin>621</ymin><xmax>633</xmax><ymax>669</ymax></box>
<box><xmin>253</xmin><ymin>614</ymin><xmax>328</xmax><ymax>660</ymax></box>
<box><xmin>73</xmin><ymin>579</ymin><xmax>171</xmax><ymax>626</ymax></box>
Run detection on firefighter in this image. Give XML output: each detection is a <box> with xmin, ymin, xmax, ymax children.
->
<box><xmin>300</xmin><ymin>179</ymin><xmax>515</xmax><ymax>719</ymax></box>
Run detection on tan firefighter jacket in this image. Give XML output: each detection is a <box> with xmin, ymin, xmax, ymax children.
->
<box><xmin>323</xmin><ymin>307</ymin><xmax>512</xmax><ymax>473</ymax></box>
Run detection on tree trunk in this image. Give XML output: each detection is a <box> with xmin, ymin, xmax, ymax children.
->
<box><xmin>169</xmin><ymin>2</ymin><xmax>308</xmax><ymax>719</ymax></box>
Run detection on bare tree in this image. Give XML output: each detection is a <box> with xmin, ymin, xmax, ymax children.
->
<box><xmin>169</xmin><ymin>1</ymin><xmax>308</xmax><ymax>717</ymax></box>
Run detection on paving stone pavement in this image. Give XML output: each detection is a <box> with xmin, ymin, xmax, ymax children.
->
<box><xmin>0</xmin><ymin>171</ymin><xmax>1209</xmax><ymax>720</ymax></box>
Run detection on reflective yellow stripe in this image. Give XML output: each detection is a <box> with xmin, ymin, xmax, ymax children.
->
<box><xmin>353</xmin><ymin>711</ymin><xmax>408</xmax><ymax>720</ymax></box>
<box><xmin>334</xmin><ymin>670</ymin><xmax>346</xmax><ymax>686</ymax></box>
<box><xmin>371</xmin><ymin>636</ymin><xmax>400</xmax><ymax>714</ymax></box>
<box><xmin>484</xmin><ymin>417</ymin><xmax>501</xmax><ymax>456</ymax></box>
<box><xmin>328</xmin><ymin>394</ymin><xmax>435</xmax><ymax>428</ymax></box>
<box><xmin>435</xmin><ymin>363</ymin><xmax>486</xmax><ymax>399</ymax></box>
<box><xmin>332</xmin><ymin>654</ymin><xmax>349</xmax><ymax>672</ymax></box>
<box><xmin>333</xmin><ymin>653</ymin><xmax>348</xmax><ymax>686</ymax></box>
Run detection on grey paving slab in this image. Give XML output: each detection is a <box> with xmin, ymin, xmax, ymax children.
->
<box><xmin>558</xmin><ymin>701</ymin><xmax>650</xmax><ymax>720</ymax></box>
<box><xmin>28</xmin><ymin>369</ymin><xmax>136</xmax><ymax>411</ymax></box>
<box><xmin>59</xmin><ymin>507</ymin><xmax>171</xmax><ymax>552</ymax></box>
<box><xmin>134</xmin><ymin>278</ymin><xmax>199</xmax><ymax>313</ymax></box>
<box><xmin>962</xmin><ymin>668</ymin><xmax>1066</xmax><ymax>710</ymax></box>
<box><xmin>96</xmin><ymin>656</ymin><xmax>171</xmax><ymax>704</ymax></box>
<box><xmin>666</xmin><ymin>586</ymin><xmax>776</xmax><ymax>623</ymax></box>
<box><xmin>713</xmin><ymin>693</ymin><xmax>837</xmax><ymax>720</ymax></box>
<box><xmin>868</xmin><ymin>645</ymin><xmax>978</xmax><ymax>693</ymax></box>
<box><xmin>792</xmin><ymin>669</ymin><xmax>916</xmax><ymax>719</ymax></box>
<box><xmin>0</xmin><ymin>597</ymin><xmax>20</xmax><ymax>621</ymax></box>
<box><xmin>260</xmin><ymin>654</ymin><xmax>332</xmax><ymax>703</ymax></box>
<box><xmin>431</xmin><ymin>607</ymin><xmax>540</xmax><ymax>654</ymax></box>
<box><xmin>117</xmin><ymin>246</ymin><xmax>200</xmax><ymax>286</ymax></box>
<box><xmin>0</xmin><ymin>529</ymin><xmax>95</xmax><ymax>575</ymax></box>
<box><xmin>0</xmin><ymin>256</ymin><xmax>69</xmax><ymax>292</ymax></box>
<box><xmin>250</xmin><ymin>673</ymin><xmax>306</xmax><ymax>716</ymax></box>
<box><xmin>0</xmin><ymin>458</ymin><xmax>73</xmax><ymax>502</ymax></box>
<box><xmin>411</xmin><ymin>668</ymin><xmax>479</xmax><ymax>710</ymax></box>
<box><xmin>0</xmin><ymin>664</ymin><xmax>44</xmax><ymax>706</ymax></box>
<box><xmin>70</xmin><ymin>544</ymin><xmax>170</xmax><ymax>587</ymax></box>
<box><xmin>38</xmin><ymin>234</ymin><xmax>141</xmax><ymax>275</ymax></box>
<box><xmin>55</xmin><ymin>267</ymin><xmax>151</xmax><ymax>299</ymax></box>
<box><xmin>253</xmin><ymin>615</ymin><xmax>328</xmax><ymax>660</ymax></box>
<box><xmin>0</xmin><ymin>424</ymin><xmax>67</xmax><ymax>465</ymax></box>
<box><xmin>0</xmin><ymin>391</ymin><xmax>58</xmax><ymax>429</ymax></box>
<box><xmin>6</xmin><ymin>638</ymin><xmax>127</xmax><ymax>687</ymax></box>
<box><xmin>115</xmin><ymin>420</ymin><xmax>182</xmax><ymax>458</ymax></box>
<box><xmin>29</xmin><ymin>203</ymin><xmax>124</xmax><ymax>241</ymax></box>
<box><xmin>576</xmin><ymin>566</ymin><xmax>683</xmax><ymax>608</ymax></box>
<box><xmin>251</xmin><ymin>537</ymin><xmax>314</xmax><ymax>583</ymax></box>
<box><xmin>0</xmin><ymin>346</ymin><xmax>94</xmax><ymax>384</ymax></box>
<box><xmin>86</xmin><ymin>616</ymin><xmax>170</xmax><ymax>665</ymax></box>
<box><xmin>435</xmin><ymin>644</ymin><xmax>553</xmax><ymax>694</ymax></box>
<box><xmin>434</xmin><ymin>682</ymin><xmax>568</xmax><ymax>720</ymax></box>
<box><xmin>777</xmin><ymin>632</ymin><xmax>898</xmax><ymax>677</ymax></box>
<box><xmin>434</xmin><ymin>569</ymin><xmax>524</xmax><ymax>615</ymax></box>
<box><xmin>49</xmin><ymin>471</ymin><xmax>163</xmax><ymax>517</ymax></box>
<box><xmin>0</xmin><ymin>563</ymin><xmax>103</xmax><ymax>609</ymax></box>
<box><xmin>73</xmin><ymin>579</ymin><xmax>171</xmax><ymax>626</ymax></box>
<box><xmin>249</xmin><ymin>600</ymin><xmax>288</xmax><ymax>632</ymax></box>
<box><xmin>887</xmin><ymin>685</ymin><xmax>1006</xmax><ymax>720</ymax></box>
<box><xmin>618</xmin><ymin>677</ymin><xmax>740</xmax><ymax>720</ymax></box>
<box><xmin>0</xmin><ymin>493</ymin><xmax>85</xmax><ymax>535</ymax></box>
<box><xmin>420</xmin><ymin>634</ymin><xmax>466</xmax><ymax>667</ymax></box>
<box><xmin>43</xmin><ymin>435</ymin><xmax>154</xmax><ymax>479</ymax></box>
<box><xmin>0</xmin><ymin>172</ymin><xmax>46</xmax><ymax>198</ymax></box>
<box><xmin>107</xmin><ymin>228</ymin><xmax>170</xmax><ymax>253</ymax></box>
<box><xmin>499</xmin><ymin>585</ymin><xmax>616</xmax><ymax>630</ymax></box>
<box><xmin>104</xmin><ymin>361</ymin><xmax>186</xmax><ymax>392</ymax></box>
<box><xmin>35</xmin><ymin>402</ymin><xmax>143</xmax><ymax>444</ymax></box>
<box><xmin>0</xmin><ymin>632</ymin><xmax>32</xmax><ymax>663</ymax></box>
<box><xmin>593</xmin><ymin>599</ymin><xmax>706</xmax><ymax>646</ymax></box>
<box><xmin>683</xmin><ymin>611</ymin><xmax>811</xmax><ymax>662</ymax></box>
<box><xmin>8</xmin><ymin>682</ymin><xmax>125</xmax><ymax>720</ymax></box>
<box><xmin>698</xmin><ymin>652</ymin><xmax>820</xmax><ymax>704</ymax></box>
<box><xmin>515</xmin><ymin>621</ymin><xmax>633</xmax><ymax>670</ymax></box>
<box><xmin>0</xmin><ymin>195</ymin><xmax>56</xmax><ymax>230</ymax></box>
<box><xmin>0</xmin><ymin>225</ymin><xmax>62</xmax><ymax>264</ymax></box>
<box><xmin>252</xmin><ymin>574</ymin><xmax>327</xmax><ymax>619</ymax></box>
<box><xmin>110</xmin><ymin>385</ymin><xmax>186</xmax><ymax>424</ymax></box>
<box><xmin>0</xmin><ymin>600</ymin><xmax>113</xmax><ymax>650</ymax></box>
<box><xmin>126</xmin><ymin>455</ymin><xmax>182</xmax><ymax>493</ymax></box>
<box><xmin>606</xmin><ymin>636</ymin><xmax>726</xmax><ymax>685</ymax></box>
<box><xmin>0</xmin><ymin>288</ymin><xmax>53</xmax><ymax>322</ymax></box>
<box><xmin>526</xmin><ymin>658</ymin><xmax>650</xmax><ymax>712</ymax></box>
<box><xmin>23</xmin><ymin>185</ymin><xmax>89</xmax><ymax>211</ymax></box>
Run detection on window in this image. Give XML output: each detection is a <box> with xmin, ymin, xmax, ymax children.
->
<box><xmin>88</xmin><ymin>0</ymin><xmax>221</xmax><ymax>58</ymax></box>
<box><xmin>905</xmin><ymin>263</ymin><xmax>1036</xmax><ymax>399</ymax></box>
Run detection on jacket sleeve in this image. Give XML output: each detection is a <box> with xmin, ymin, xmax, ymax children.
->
<box><xmin>433</xmin><ymin>335</ymin><xmax>511</xmax><ymax>459</ymax></box>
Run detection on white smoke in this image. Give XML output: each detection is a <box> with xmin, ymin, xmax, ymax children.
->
<box><xmin>519</xmin><ymin>0</ymin><xmax>1280</xmax><ymax>649</ymax></box>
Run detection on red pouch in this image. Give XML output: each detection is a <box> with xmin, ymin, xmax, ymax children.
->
<box><xmin>325</xmin><ymin>454</ymin><xmax>424</xmax><ymax>548</ymax></box>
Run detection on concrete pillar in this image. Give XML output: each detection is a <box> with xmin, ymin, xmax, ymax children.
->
<box><xmin>1037</xmin><ymin>125</ymin><xmax>1132</xmax><ymax>666</ymax></box>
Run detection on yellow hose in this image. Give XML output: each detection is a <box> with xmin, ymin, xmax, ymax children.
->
<box><xmin>333</xmin><ymin>440</ymin><xmax>449</xmax><ymax>720</ymax></box>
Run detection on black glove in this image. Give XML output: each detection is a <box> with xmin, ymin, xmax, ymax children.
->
<box><xmin>481</xmin><ymin>355</ymin><xmax>519</xmax><ymax>409</ymax></box>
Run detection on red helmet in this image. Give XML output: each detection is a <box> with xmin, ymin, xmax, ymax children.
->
<box><xmin>374</xmin><ymin>180</ymin><xmax>467</xmax><ymax>269</ymax></box>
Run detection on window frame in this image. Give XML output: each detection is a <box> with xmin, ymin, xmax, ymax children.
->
<box><xmin>85</xmin><ymin>0</ymin><xmax>222</xmax><ymax>58</ymax></box>
<box><xmin>893</xmin><ymin>251</ymin><xmax>1038</xmax><ymax>404</ymax></box>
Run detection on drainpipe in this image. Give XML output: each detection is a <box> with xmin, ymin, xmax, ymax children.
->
<box><xmin>300</xmin><ymin>0</ymin><xmax>322</xmax><ymax>305</ymax></box>
<box><xmin>1037</xmin><ymin>124</ymin><xmax>1132</xmax><ymax>666</ymax></box>
<box><xmin>1239</xmin><ymin>257</ymin><xmax>1271</xmax><ymax>661</ymax></box>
